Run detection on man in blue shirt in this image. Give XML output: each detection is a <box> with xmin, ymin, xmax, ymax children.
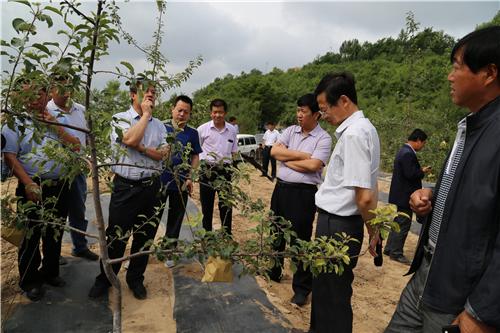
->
<box><xmin>2</xmin><ymin>77</ymin><xmax>81</xmax><ymax>301</ymax></box>
<box><xmin>160</xmin><ymin>95</ymin><xmax>202</xmax><ymax>267</ymax></box>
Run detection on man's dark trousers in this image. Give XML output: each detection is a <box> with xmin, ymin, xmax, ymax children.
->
<box><xmin>17</xmin><ymin>179</ymin><xmax>69</xmax><ymax>291</ymax></box>
<box><xmin>262</xmin><ymin>146</ymin><xmax>276</xmax><ymax>178</ymax></box>
<box><xmin>199</xmin><ymin>165</ymin><xmax>233</xmax><ymax>234</ymax></box>
<box><xmin>162</xmin><ymin>188</ymin><xmax>189</xmax><ymax>244</ymax></box>
<box><xmin>95</xmin><ymin>175</ymin><xmax>162</xmax><ymax>289</ymax></box>
<box><xmin>310</xmin><ymin>211</ymin><xmax>364</xmax><ymax>333</ymax></box>
<box><xmin>384</xmin><ymin>207</ymin><xmax>413</xmax><ymax>258</ymax></box>
<box><xmin>269</xmin><ymin>180</ymin><xmax>317</xmax><ymax>297</ymax></box>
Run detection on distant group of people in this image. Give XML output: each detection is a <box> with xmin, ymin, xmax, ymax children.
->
<box><xmin>2</xmin><ymin>26</ymin><xmax>500</xmax><ymax>333</ymax></box>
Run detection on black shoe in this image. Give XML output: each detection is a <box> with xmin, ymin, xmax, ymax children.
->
<box><xmin>260</xmin><ymin>174</ymin><xmax>268</xmax><ymax>177</ymax></box>
<box><xmin>130</xmin><ymin>284</ymin><xmax>147</xmax><ymax>300</ymax></box>
<box><xmin>44</xmin><ymin>276</ymin><xmax>66</xmax><ymax>287</ymax></box>
<box><xmin>25</xmin><ymin>286</ymin><xmax>44</xmax><ymax>302</ymax></box>
<box><xmin>72</xmin><ymin>249</ymin><xmax>99</xmax><ymax>261</ymax></box>
<box><xmin>291</xmin><ymin>293</ymin><xmax>307</xmax><ymax>306</ymax></box>
<box><xmin>383</xmin><ymin>250</ymin><xmax>391</xmax><ymax>256</ymax></box>
<box><xmin>59</xmin><ymin>256</ymin><xmax>68</xmax><ymax>265</ymax></box>
<box><xmin>88</xmin><ymin>283</ymin><xmax>109</xmax><ymax>299</ymax></box>
<box><xmin>390</xmin><ymin>255</ymin><xmax>411</xmax><ymax>265</ymax></box>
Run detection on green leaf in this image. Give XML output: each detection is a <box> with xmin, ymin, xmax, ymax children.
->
<box><xmin>32</xmin><ymin>43</ymin><xmax>51</xmax><ymax>55</ymax></box>
<box><xmin>41</xmin><ymin>14</ymin><xmax>53</xmax><ymax>28</ymax></box>
<box><xmin>12</xmin><ymin>18</ymin><xmax>26</xmax><ymax>32</ymax></box>
<box><xmin>13</xmin><ymin>0</ymin><xmax>31</xmax><ymax>7</ymax></box>
<box><xmin>120</xmin><ymin>61</ymin><xmax>134</xmax><ymax>73</ymax></box>
<box><xmin>44</xmin><ymin>5</ymin><xmax>62</xmax><ymax>16</ymax></box>
<box><xmin>11</xmin><ymin>37</ymin><xmax>23</xmax><ymax>47</ymax></box>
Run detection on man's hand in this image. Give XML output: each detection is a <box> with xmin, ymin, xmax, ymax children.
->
<box><xmin>158</xmin><ymin>144</ymin><xmax>170</xmax><ymax>159</ymax></box>
<box><xmin>141</xmin><ymin>96</ymin><xmax>154</xmax><ymax>117</ymax></box>
<box><xmin>409</xmin><ymin>188</ymin><xmax>433</xmax><ymax>216</ymax></box>
<box><xmin>25</xmin><ymin>182</ymin><xmax>41</xmax><ymax>202</ymax></box>
<box><xmin>41</xmin><ymin>109</ymin><xmax>56</xmax><ymax>122</ymax></box>
<box><xmin>452</xmin><ymin>310</ymin><xmax>495</xmax><ymax>333</ymax></box>
<box><xmin>422</xmin><ymin>166</ymin><xmax>432</xmax><ymax>173</ymax></box>
<box><xmin>184</xmin><ymin>179</ymin><xmax>193</xmax><ymax>196</ymax></box>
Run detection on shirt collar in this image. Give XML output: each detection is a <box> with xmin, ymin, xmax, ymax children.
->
<box><xmin>293</xmin><ymin>123</ymin><xmax>322</xmax><ymax>137</ymax></box>
<box><xmin>405</xmin><ymin>143</ymin><xmax>416</xmax><ymax>154</ymax></box>
<box><xmin>48</xmin><ymin>99</ymin><xmax>76</xmax><ymax>114</ymax></box>
<box><xmin>335</xmin><ymin>110</ymin><xmax>365</xmax><ymax>139</ymax></box>
<box><xmin>127</xmin><ymin>106</ymin><xmax>152</xmax><ymax>121</ymax></box>
<box><xmin>209</xmin><ymin>120</ymin><xmax>229</xmax><ymax>132</ymax></box>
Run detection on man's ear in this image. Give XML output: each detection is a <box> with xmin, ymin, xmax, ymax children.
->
<box><xmin>484</xmin><ymin>63</ymin><xmax>498</xmax><ymax>87</ymax></box>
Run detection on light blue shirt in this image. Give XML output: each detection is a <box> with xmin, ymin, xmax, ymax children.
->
<box><xmin>46</xmin><ymin>99</ymin><xmax>87</xmax><ymax>149</ymax></box>
<box><xmin>110</xmin><ymin>106</ymin><xmax>167</xmax><ymax>180</ymax></box>
<box><xmin>2</xmin><ymin>120</ymin><xmax>64</xmax><ymax>179</ymax></box>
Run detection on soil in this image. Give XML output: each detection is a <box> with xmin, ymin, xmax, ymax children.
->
<box><xmin>1</xmin><ymin>166</ymin><xmax>418</xmax><ymax>332</ymax></box>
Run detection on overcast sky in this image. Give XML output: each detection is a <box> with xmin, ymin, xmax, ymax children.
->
<box><xmin>1</xmin><ymin>1</ymin><xmax>498</xmax><ymax>97</ymax></box>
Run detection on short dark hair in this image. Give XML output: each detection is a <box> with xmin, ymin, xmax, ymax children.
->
<box><xmin>314</xmin><ymin>71</ymin><xmax>358</xmax><ymax>105</ymax></box>
<box><xmin>451</xmin><ymin>26</ymin><xmax>500</xmax><ymax>83</ymax></box>
<box><xmin>297</xmin><ymin>93</ymin><xmax>319</xmax><ymax>113</ymax></box>
<box><xmin>228</xmin><ymin>116</ymin><xmax>237</xmax><ymax>122</ymax></box>
<box><xmin>174</xmin><ymin>95</ymin><xmax>193</xmax><ymax>109</ymax></box>
<box><xmin>210</xmin><ymin>98</ymin><xmax>227</xmax><ymax>112</ymax></box>
<box><xmin>408</xmin><ymin>129</ymin><xmax>428</xmax><ymax>142</ymax></box>
<box><xmin>265</xmin><ymin>121</ymin><xmax>275</xmax><ymax>126</ymax></box>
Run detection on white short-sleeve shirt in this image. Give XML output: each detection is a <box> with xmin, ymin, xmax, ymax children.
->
<box><xmin>315</xmin><ymin>111</ymin><xmax>380</xmax><ymax>216</ymax></box>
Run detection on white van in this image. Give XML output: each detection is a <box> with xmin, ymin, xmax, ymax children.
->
<box><xmin>237</xmin><ymin>134</ymin><xmax>259</xmax><ymax>159</ymax></box>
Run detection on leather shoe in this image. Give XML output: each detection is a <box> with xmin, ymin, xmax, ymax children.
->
<box><xmin>88</xmin><ymin>283</ymin><xmax>109</xmax><ymax>299</ymax></box>
<box><xmin>44</xmin><ymin>276</ymin><xmax>66</xmax><ymax>287</ymax></box>
<box><xmin>390</xmin><ymin>255</ymin><xmax>411</xmax><ymax>265</ymax></box>
<box><xmin>291</xmin><ymin>293</ymin><xmax>307</xmax><ymax>306</ymax></box>
<box><xmin>383</xmin><ymin>250</ymin><xmax>391</xmax><ymax>256</ymax></box>
<box><xmin>130</xmin><ymin>284</ymin><xmax>147</xmax><ymax>300</ymax></box>
<box><xmin>72</xmin><ymin>249</ymin><xmax>99</xmax><ymax>261</ymax></box>
<box><xmin>25</xmin><ymin>286</ymin><xmax>44</xmax><ymax>301</ymax></box>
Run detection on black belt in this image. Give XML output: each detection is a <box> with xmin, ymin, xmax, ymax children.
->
<box><xmin>317</xmin><ymin>207</ymin><xmax>362</xmax><ymax>220</ymax></box>
<box><xmin>276</xmin><ymin>178</ymin><xmax>317</xmax><ymax>190</ymax></box>
<box><xmin>114</xmin><ymin>174</ymin><xmax>155</xmax><ymax>186</ymax></box>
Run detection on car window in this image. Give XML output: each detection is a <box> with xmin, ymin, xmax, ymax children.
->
<box><xmin>250</xmin><ymin>137</ymin><xmax>256</xmax><ymax>145</ymax></box>
<box><xmin>238</xmin><ymin>138</ymin><xmax>244</xmax><ymax>146</ymax></box>
<box><xmin>244</xmin><ymin>138</ymin><xmax>251</xmax><ymax>145</ymax></box>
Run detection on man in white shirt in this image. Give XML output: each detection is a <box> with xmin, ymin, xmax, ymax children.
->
<box><xmin>197</xmin><ymin>99</ymin><xmax>238</xmax><ymax>234</ymax></box>
<box><xmin>311</xmin><ymin>72</ymin><xmax>380</xmax><ymax>333</ymax></box>
<box><xmin>261</xmin><ymin>121</ymin><xmax>279</xmax><ymax>179</ymax></box>
<box><xmin>47</xmin><ymin>73</ymin><xmax>99</xmax><ymax>262</ymax></box>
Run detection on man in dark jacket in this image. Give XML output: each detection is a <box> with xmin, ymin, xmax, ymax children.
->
<box><xmin>384</xmin><ymin>129</ymin><xmax>431</xmax><ymax>264</ymax></box>
<box><xmin>385</xmin><ymin>26</ymin><xmax>500</xmax><ymax>333</ymax></box>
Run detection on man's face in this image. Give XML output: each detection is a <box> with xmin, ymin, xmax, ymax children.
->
<box><xmin>415</xmin><ymin>140</ymin><xmax>426</xmax><ymax>151</ymax></box>
<box><xmin>317</xmin><ymin>92</ymin><xmax>343</xmax><ymax>126</ymax></box>
<box><xmin>131</xmin><ymin>85</ymin><xmax>157</xmax><ymax>106</ymax></box>
<box><xmin>51</xmin><ymin>80</ymin><xmax>71</xmax><ymax>108</ymax></box>
<box><xmin>172</xmin><ymin>100</ymin><xmax>191</xmax><ymax>127</ymax></box>
<box><xmin>210</xmin><ymin>105</ymin><xmax>226</xmax><ymax>124</ymax></box>
<box><xmin>23</xmin><ymin>85</ymin><xmax>48</xmax><ymax>113</ymax></box>
<box><xmin>448</xmin><ymin>48</ymin><xmax>485</xmax><ymax>111</ymax></box>
<box><xmin>268</xmin><ymin>124</ymin><xmax>275</xmax><ymax>131</ymax></box>
<box><xmin>296</xmin><ymin>105</ymin><xmax>317</xmax><ymax>129</ymax></box>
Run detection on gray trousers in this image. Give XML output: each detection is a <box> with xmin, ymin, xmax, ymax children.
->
<box><xmin>385</xmin><ymin>254</ymin><xmax>458</xmax><ymax>333</ymax></box>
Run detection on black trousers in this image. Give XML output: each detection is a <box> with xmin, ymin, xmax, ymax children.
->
<box><xmin>17</xmin><ymin>179</ymin><xmax>69</xmax><ymax>291</ymax></box>
<box><xmin>261</xmin><ymin>146</ymin><xmax>276</xmax><ymax>178</ymax></box>
<box><xmin>384</xmin><ymin>206</ymin><xmax>413</xmax><ymax>258</ymax></box>
<box><xmin>269</xmin><ymin>180</ymin><xmax>317</xmax><ymax>297</ymax></box>
<box><xmin>162</xmin><ymin>188</ymin><xmax>189</xmax><ymax>243</ymax></box>
<box><xmin>95</xmin><ymin>175</ymin><xmax>162</xmax><ymax>289</ymax></box>
<box><xmin>310</xmin><ymin>211</ymin><xmax>364</xmax><ymax>333</ymax></box>
<box><xmin>199</xmin><ymin>165</ymin><xmax>233</xmax><ymax>234</ymax></box>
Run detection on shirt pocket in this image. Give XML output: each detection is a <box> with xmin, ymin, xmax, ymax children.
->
<box><xmin>225</xmin><ymin>139</ymin><xmax>234</xmax><ymax>154</ymax></box>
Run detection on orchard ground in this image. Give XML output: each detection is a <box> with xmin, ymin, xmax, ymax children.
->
<box><xmin>1</xmin><ymin>168</ymin><xmax>416</xmax><ymax>332</ymax></box>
